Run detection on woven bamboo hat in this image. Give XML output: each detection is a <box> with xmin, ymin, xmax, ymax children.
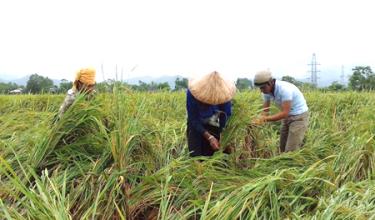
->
<box><xmin>188</xmin><ymin>71</ymin><xmax>236</xmax><ymax>105</ymax></box>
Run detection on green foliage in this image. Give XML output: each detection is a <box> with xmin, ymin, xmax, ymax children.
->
<box><xmin>95</xmin><ymin>79</ymin><xmax>119</xmax><ymax>93</ymax></box>
<box><xmin>0</xmin><ymin>82</ymin><xmax>22</xmax><ymax>94</ymax></box>
<box><xmin>26</xmin><ymin>74</ymin><xmax>54</xmax><ymax>94</ymax></box>
<box><xmin>327</xmin><ymin>81</ymin><xmax>346</xmax><ymax>91</ymax></box>
<box><xmin>156</xmin><ymin>82</ymin><xmax>171</xmax><ymax>91</ymax></box>
<box><xmin>235</xmin><ymin>78</ymin><xmax>253</xmax><ymax>91</ymax></box>
<box><xmin>299</xmin><ymin>83</ymin><xmax>317</xmax><ymax>91</ymax></box>
<box><xmin>349</xmin><ymin>66</ymin><xmax>375</xmax><ymax>91</ymax></box>
<box><xmin>131</xmin><ymin>80</ymin><xmax>171</xmax><ymax>91</ymax></box>
<box><xmin>1</xmin><ymin>91</ymin><xmax>375</xmax><ymax>219</ymax></box>
<box><xmin>174</xmin><ymin>77</ymin><xmax>188</xmax><ymax>91</ymax></box>
<box><xmin>281</xmin><ymin>75</ymin><xmax>303</xmax><ymax>87</ymax></box>
<box><xmin>281</xmin><ymin>75</ymin><xmax>317</xmax><ymax>90</ymax></box>
<box><xmin>58</xmin><ymin>79</ymin><xmax>72</xmax><ymax>93</ymax></box>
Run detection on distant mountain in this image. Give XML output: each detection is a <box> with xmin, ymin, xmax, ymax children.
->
<box><xmin>3</xmin><ymin>74</ymin><xmax>184</xmax><ymax>88</ymax></box>
<box><xmin>1</xmin><ymin>75</ymin><xmax>60</xmax><ymax>86</ymax></box>
<box><xmin>9</xmin><ymin>75</ymin><xmax>31</xmax><ymax>86</ymax></box>
<box><xmin>124</xmin><ymin>75</ymin><xmax>185</xmax><ymax>89</ymax></box>
<box><xmin>1</xmin><ymin>69</ymin><xmax>351</xmax><ymax>88</ymax></box>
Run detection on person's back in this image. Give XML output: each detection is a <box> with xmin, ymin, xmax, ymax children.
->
<box><xmin>263</xmin><ymin>80</ymin><xmax>308</xmax><ymax>116</ymax></box>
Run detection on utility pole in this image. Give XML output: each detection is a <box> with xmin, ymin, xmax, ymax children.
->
<box><xmin>340</xmin><ymin>65</ymin><xmax>345</xmax><ymax>85</ymax></box>
<box><xmin>121</xmin><ymin>67</ymin><xmax>124</xmax><ymax>82</ymax></box>
<box><xmin>307</xmin><ymin>53</ymin><xmax>320</xmax><ymax>87</ymax></box>
<box><xmin>115</xmin><ymin>64</ymin><xmax>118</xmax><ymax>81</ymax></box>
<box><xmin>101</xmin><ymin>64</ymin><xmax>105</xmax><ymax>82</ymax></box>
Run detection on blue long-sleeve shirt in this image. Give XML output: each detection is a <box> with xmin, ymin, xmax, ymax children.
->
<box><xmin>186</xmin><ymin>89</ymin><xmax>232</xmax><ymax>135</ymax></box>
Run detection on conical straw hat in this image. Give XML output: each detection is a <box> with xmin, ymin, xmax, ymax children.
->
<box><xmin>188</xmin><ymin>71</ymin><xmax>236</xmax><ymax>105</ymax></box>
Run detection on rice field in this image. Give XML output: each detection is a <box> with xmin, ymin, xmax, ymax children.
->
<box><xmin>0</xmin><ymin>89</ymin><xmax>374</xmax><ymax>219</ymax></box>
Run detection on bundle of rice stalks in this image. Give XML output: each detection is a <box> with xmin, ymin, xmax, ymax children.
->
<box><xmin>29</xmin><ymin>94</ymin><xmax>109</xmax><ymax>174</ymax></box>
<box><xmin>220</xmin><ymin>95</ymin><xmax>274</xmax><ymax>169</ymax></box>
<box><xmin>313</xmin><ymin>180</ymin><xmax>375</xmax><ymax>219</ymax></box>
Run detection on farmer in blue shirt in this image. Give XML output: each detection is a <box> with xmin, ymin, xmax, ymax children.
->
<box><xmin>252</xmin><ymin>70</ymin><xmax>309</xmax><ymax>153</ymax></box>
<box><xmin>187</xmin><ymin>71</ymin><xmax>236</xmax><ymax>157</ymax></box>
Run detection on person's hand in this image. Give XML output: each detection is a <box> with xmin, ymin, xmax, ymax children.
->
<box><xmin>251</xmin><ymin>116</ymin><xmax>267</xmax><ymax>126</ymax></box>
<box><xmin>208</xmin><ymin>135</ymin><xmax>220</xmax><ymax>151</ymax></box>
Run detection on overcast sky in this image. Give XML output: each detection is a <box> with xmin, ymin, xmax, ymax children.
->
<box><xmin>0</xmin><ymin>0</ymin><xmax>374</xmax><ymax>82</ymax></box>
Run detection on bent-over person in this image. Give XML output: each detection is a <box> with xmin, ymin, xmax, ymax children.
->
<box><xmin>186</xmin><ymin>71</ymin><xmax>236</xmax><ymax>157</ymax></box>
<box><xmin>252</xmin><ymin>70</ymin><xmax>309</xmax><ymax>153</ymax></box>
<box><xmin>58</xmin><ymin>67</ymin><xmax>96</xmax><ymax>118</ymax></box>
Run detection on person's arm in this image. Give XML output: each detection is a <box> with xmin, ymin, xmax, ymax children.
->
<box><xmin>262</xmin><ymin>100</ymin><xmax>271</xmax><ymax>116</ymax></box>
<box><xmin>186</xmin><ymin>90</ymin><xmax>205</xmax><ymax>135</ymax></box>
<box><xmin>58</xmin><ymin>91</ymin><xmax>76</xmax><ymax>118</ymax></box>
<box><xmin>203</xmin><ymin>131</ymin><xmax>219</xmax><ymax>151</ymax></box>
<box><xmin>264</xmin><ymin>87</ymin><xmax>292</xmax><ymax>122</ymax></box>
<box><xmin>219</xmin><ymin>101</ymin><xmax>232</xmax><ymax>129</ymax></box>
<box><xmin>264</xmin><ymin>101</ymin><xmax>291</xmax><ymax>122</ymax></box>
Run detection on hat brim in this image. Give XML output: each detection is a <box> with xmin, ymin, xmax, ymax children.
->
<box><xmin>188</xmin><ymin>71</ymin><xmax>236</xmax><ymax>105</ymax></box>
<box><xmin>254</xmin><ymin>82</ymin><xmax>269</xmax><ymax>87</ymax></box>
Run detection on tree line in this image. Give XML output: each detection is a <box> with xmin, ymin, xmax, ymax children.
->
<box><xmin>1</xmin><ymin>66</ymin><xmax>375</xmax><ymax>94</ymax></box>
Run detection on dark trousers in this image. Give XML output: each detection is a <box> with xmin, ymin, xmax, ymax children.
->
<box><xmin>187</xmin><ymin>124</ymin><xmax>221</xmax><ymax>157</ymax></box>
